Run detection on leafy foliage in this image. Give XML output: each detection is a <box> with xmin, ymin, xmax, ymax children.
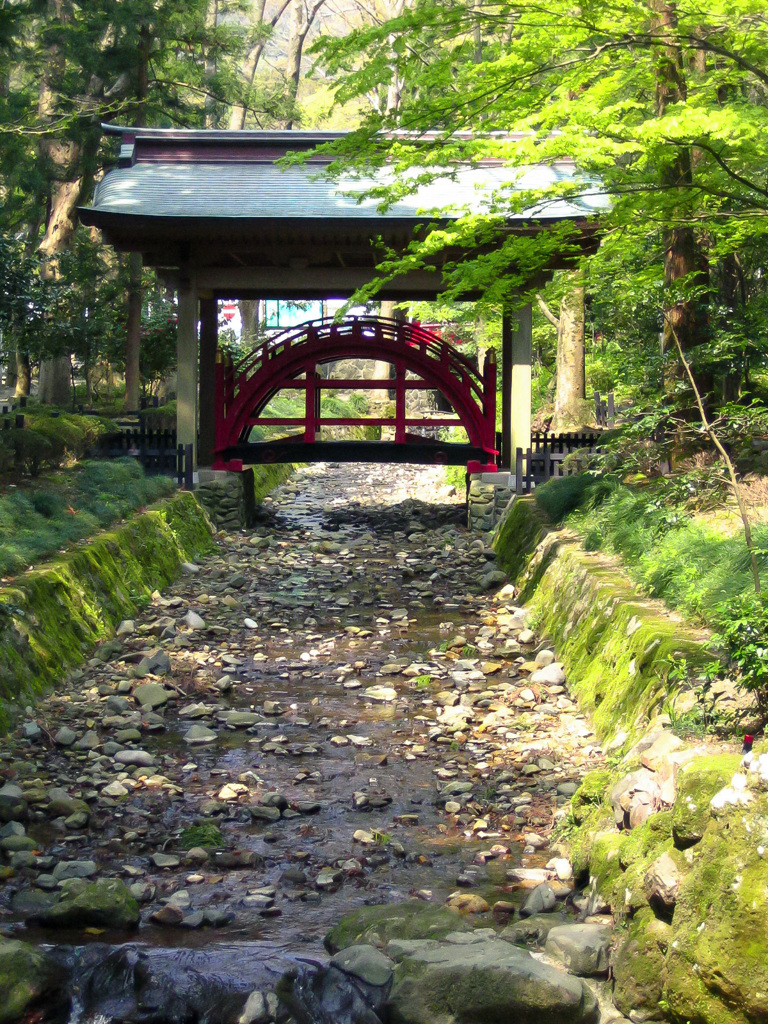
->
<box><xmin>710</xmin><ymin>594</ymin><xmax>768</xmax><ymax>723</ymax></box>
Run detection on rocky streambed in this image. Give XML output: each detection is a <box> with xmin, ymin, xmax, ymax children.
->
<box><xmin>1</xmin><ymin>463</ymin><xmax>618</xmax><ymax>1024</ymax></box>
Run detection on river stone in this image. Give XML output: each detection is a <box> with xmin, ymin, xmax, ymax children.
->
<box><xmin>138</xmin><ymin>649</ymin><xmax>172</xmax><ymax>676</ymax></box>
<box><xmin>185</xmin><ymin>610</ymin><xmax>206</xmax><ymax>630</ymax></box>
<box><xmin>219</xmin><ymin>711</ymin><xmax>262</xmax><ymax>728</ymax></box>
<box><xmin>53</xmin><ymin>859</ymin><xmax>98</xmax><ymax>881</ymax></box>
<box><xmin>102</xmin><ymin>781</ymin><xmax>128</xmax><ymax>798</ymax></box>
<box><xmin>388</xmin><ymin>938</ymin><xmax>599</xmax><ymax>1024</ymax></box>
<box><xmin>0</xmin><ymin>939</ymin><xmax>67</xmax><ymax>1024</ymax></box>
<box><xmin>330</xmin><ymin>944</ymin><xmax>395</xmax><ymax>988</ymax></box>
<box><xmin>75</xmin><ymin>730</ymin><xmax>100</xmax><ymax>750</ymax></box>
<box><xmin>152</xmin><ymin>852</ymin><xmax>181</xmax><ymax>869</ymax></box>
<box><xmin>325</xmin><ymin>902</ymin><xmax>470</xmax><ymax>954</ymax></box>
<box><xmin>529</xmin><ymin>662</ymin><xmax>566</xmax><ymax>686</ymax></box>
<box><xmin>184</xmin><ymin>724</ymin><xmax>218</xmax><ymax>745</ymax></box>
<box><xmin>544</xmin><ymin>924</ymin><xmax>612</xmax><ymax>976</ymax></box>
<box><xmin>239</xmin><ymin>990</ymin><xmax>279</xmax><ymax>1024</ymax></box>
<box><xmin>500</xmin><ymin>914</ymin><xmax>568</xmax><ymax>948</ymax></box>
<box><xmin>0</xmin><ymin>834</ymin><xmax>37</xmax><ymax>854</ymax></box>
<box><xmin>364</xmin><ymin>685</ymin><xmax>397</xmax><ymax>703</ymax></box>
<box><xmin>54</xmin><ymin>726</ymin><xmax>77</xmax><ymax>747</ymax></box>
<box><xmin>115</xmin><ymin>749</ymin><xmax>155</xmax><ymax>767</ymax></box>
<box><xmin>519</xmin><ymin>882</ymin><xmax>557</xmax><ymax>917</ymax></box>
<box><xmin>33</xmin><ymin>878</ymin><xmax>140</xmax><ymax>930</ymax></box>
<box><xmin>133</xmin><ymin>682</ymin><xmax>171</xmax><ymax>709</ymax></box>
<box><xmin>0</xmin><ymin>784</ymin><xmax>25</xmax><ymax>823</ymax></box>
<box><xmin>46</xmin><ymin>788</ymin><xmax>82</xmax><ymax>816</ymax></box>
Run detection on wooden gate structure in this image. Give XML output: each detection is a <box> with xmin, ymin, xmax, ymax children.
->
<box><xmin>79</xmin><ymin>125</ymin><xmax>603</xmax><ymax>473</ymax></box>
<box><xmin>213</xmin><ymin>316</ymin><xmax>497</xmax><ymax>470</ymax></box>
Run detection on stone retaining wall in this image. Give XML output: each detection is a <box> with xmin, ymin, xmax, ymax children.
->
<box><xmin>492</xmin><ymin>496</ymin><xmax>711</xmax><ymax>747</ymax></box>
<box><xmin>467</xmin><ymin>472</ymin><xmax>515</xmax><ymax>532</ymax></box>
<box><xmin>492</xmin><ymin>493</ymin><xmax>766</xmax><ymax>1024</ymax></box>
<box><xmin>0</xmin><ymin>492</ymin><xmax>214</xmax><ymax>727</ymax></box>
<box><xmin>196</xmin><ymin>465</ymin><xmax>294</xmax><ymax>531</ymax></box>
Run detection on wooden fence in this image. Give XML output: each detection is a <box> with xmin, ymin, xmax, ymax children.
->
<box><xmin>594</xmin><ymin>391</ymin><xmax>616</xmax><ymax>428</ymax></box>
<box><xmin>515</xmin><ymin>433</ymin><xmax>602</xmax><ymax>494</ymax></box>
<box><xmin>97</xmin><ymin>427</ymin><xmax>193</xmax><ymax>489</ymax></box>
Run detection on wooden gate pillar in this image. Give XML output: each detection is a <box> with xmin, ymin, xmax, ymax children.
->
<box><xmin>198</xmin><ymin>294</ymin><xmax>218</xmax><ymax>467</ymax></box>
<box><xmin>177</xmin><ymin>278</ymin><xmax>199</xmax><ymax>468</ymax></box>
<box><xmin>501</xmin><ymin>303</ymin><xmax>532</xmax><ymax>469</ymax></box>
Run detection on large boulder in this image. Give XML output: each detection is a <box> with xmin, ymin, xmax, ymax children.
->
<box><xmin>0</xmin><ymin>939</ymin><xmax>68</xmax><ymax>1024</ymax></box>
<box><xmin>276</xmin><ymin>945</ymin><xmax>394</xmax><ymax>1024</ymax></box>
<box><xmin>324</xmin><ymin>902</ymin><xmax>470</xmax><ymax>954</ymax></box>
<box><xmin>33</xmin><ymin>878</ymin><xmax>140</xmax><ymax>930</ymax></box>
<box><xmin>388</xmin><ymin>937</ymin><xmax>599</xmax><ymax>1024</ymax></box>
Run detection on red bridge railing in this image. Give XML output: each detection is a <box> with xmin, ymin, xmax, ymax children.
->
<box><xmin>213</xmin><ymin>316</ymin><xmax>497</xmax><ymax>470</ymax></box>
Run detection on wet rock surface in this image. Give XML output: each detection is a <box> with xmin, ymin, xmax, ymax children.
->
<box><xmin>0</xmin><ymin>464</ymin><xmax>609</xmax><ymax>1023</ymax></box>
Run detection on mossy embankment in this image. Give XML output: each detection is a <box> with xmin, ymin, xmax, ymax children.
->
<box><xmin>493</xmin><ymin>496</ymin><xmax>711</xmax><ymax>747</ymax></box>
<box><xmin>0</xmin><ymin>491</ymin><xmax>215</xmax><ymax>727</ymax></box>
<box><xmin>493</xmin><ymin>492</ymin><xmax>768</xmax><ymax>1024</ymax></box>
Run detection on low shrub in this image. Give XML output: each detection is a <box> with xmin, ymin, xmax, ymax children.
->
<box><xmin>533</xmin><ymin>473</ymin><xmax>615</xmax><ymax>524</ymax></box>
<box><xmin>709</xmin><ymin>593</ymin><xmax>768</xmax><ymax>723</ymax></box>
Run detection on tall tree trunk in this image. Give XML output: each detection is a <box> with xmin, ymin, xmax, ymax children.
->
<box><xmin>204</xmin><ymin>0</ymin><xmax>218</xmax><ymax>128</ymax></box>
<box><xmin>284</xmin><ymin>0</ymin><xmax>326</xmax><ymax>129</ymax></box>
<box><xmin>537</xmin><ymin>273</ymin><xmax>588</xmax><ymax>431</ymax></box>
<box><xmin>228</xmin><ymin>0</ymin><xmax>290</xmax><ymax>130</ymax></box>
<box><xmin>650</xmin><ymin>0</ymin><xmax>709</xmax><ymax>396</ymax></box>
<box><xmin>124</xmin><ymin>28</ymin><xmax>150</xmax><ymax>411</ymax></box>
<box><xmin>552</xmin><ymin>274</ymin><xmax>586</xmax><ymax>430</ymax></box>
<box><xmin>240</xmin><ymin>299</ymin><xmax>261</xmax><ymax>345</ymax></box>
<box><xmin>37</xmin><ymin>0</ymin><xmax>84</xmax><ymax>405</ymax></box>
<box><xmin>14</xmin><ymin>350</ymin><xmax>31</xmax><ymax>398</ymax></box>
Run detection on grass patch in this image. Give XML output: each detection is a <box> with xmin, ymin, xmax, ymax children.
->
<box><xmin>0</xmin><ymin>458</ymin><xmax>175</xmax><ymax>577</ymax></box>
<box><xmin>179</xmin><ymin>824</ymin><xmax>224</xmax><ymax>850</ymax></box>
<box><xmin>565</xmin><ymin>479</ymin><xmax>768</xmax><ymax>623</ymax></box>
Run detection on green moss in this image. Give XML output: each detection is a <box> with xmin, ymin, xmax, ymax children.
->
<box><xmin>665</xmin><ymin>804</ymin><xmax>768</xmax><ymax>1023</ymax></box>
<box><xmin>672</xmin><ymin>755</ymin><xmax>741</xmax><ymax>850</ymax></box>
<box><xmin>491</xmin><ymin>497</ymin><xmax>551</xmax><ymax>588</ymax></box>
<box><xmin>612</xmin><ymin>907</ymin><xmax>670</xmax><ymax>1021</ymax></box>
<box><xmin>571</xmin><ymin>769</ymin><xmax>614</xmax><ymax>825</ymax></box>
<box><xmin>324</xmin><ymin>902</ymin><xmax>470</xmax><ymax>954</ymax></box>
<box><xmin>524</xmin><ymin>545</ymin><xmax>710</xmax><ymax>746</ymax></box>
<box><xmin>0</xmin><ymin>939</ymin><xmax>66</xmax><ymax>1024</ymax></box>
<box><xmin>588</xmin><ymin>830</ymin><xmax>628</xmax><ymax>908</ymax></box>
<box><xmin>252</xmin><ymin>463</ymin><xmax>296</xmax><ymax>503</ymax></box>
<box><xmin>179</xmin><ymin>823</ymin><xmax>224</xmax><ymax>849</ymax></box>
<box><xmin>0</xmin><ymin>491</ymin><xmax>213</xmax><ymax>728</ymax></box>
<box><xmin>569</xmin><ymin>806</ymin><xmax>615</xmax><ymax>881</ymax></box>
<box><xmin>619</xmin><ymin>812</ymin><xmax>674</xmax><ymax>869</ymax></box>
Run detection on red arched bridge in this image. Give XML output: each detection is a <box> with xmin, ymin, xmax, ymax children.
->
<box><xmin>213</xmin><ymin>317</ymin><xmax>498</xmax><ymax>471</ymax></box>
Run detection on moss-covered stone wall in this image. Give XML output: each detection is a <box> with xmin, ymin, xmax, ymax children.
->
<box><xmin>0</xmin><ymin>492</ymin><xmax>214</xmax><ymax>727</ymax></box>
<box><xmin>492</xmin><ymin>497</ymin><xmax>710</xmax><ymax>747</ymax></box>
